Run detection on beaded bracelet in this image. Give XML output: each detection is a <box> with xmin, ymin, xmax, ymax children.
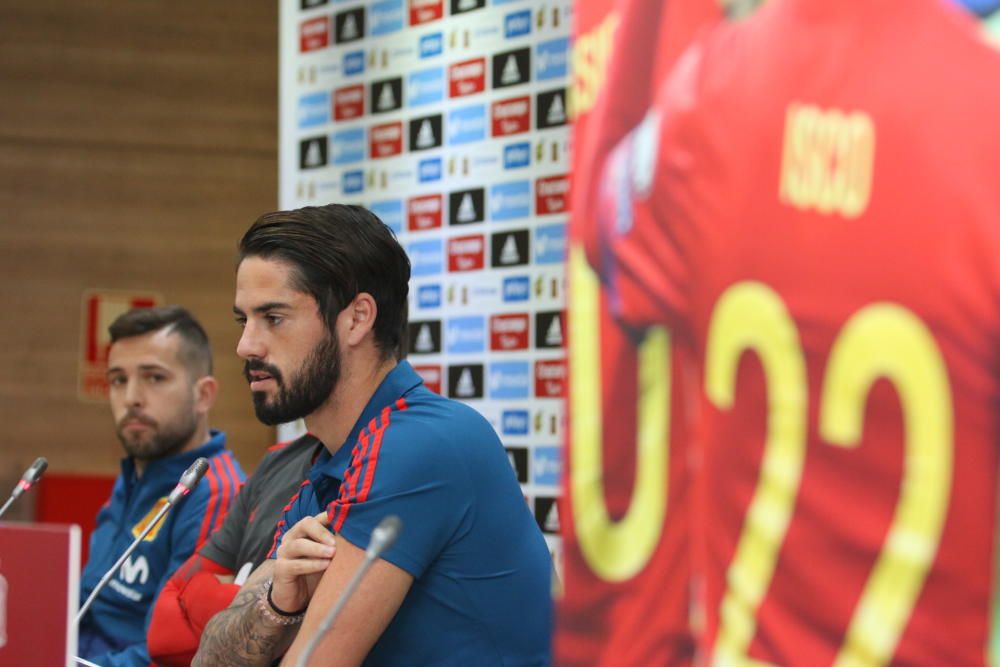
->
<box><xmin>256</xmin><ymin>579</ymin><xmax>307</xmax><ymax>625</ymax></box>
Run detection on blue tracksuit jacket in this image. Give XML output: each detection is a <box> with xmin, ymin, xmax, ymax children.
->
<box><xmin>78</xmin><ymin>431</ymin><xmax>244</xmax><ymax>666</ymax></box>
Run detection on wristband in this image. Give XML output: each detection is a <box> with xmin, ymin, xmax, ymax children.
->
<box><xmin>256</xmin><ymin>579</ymin><xmax>307</xmax><ymax>625</ymax></box>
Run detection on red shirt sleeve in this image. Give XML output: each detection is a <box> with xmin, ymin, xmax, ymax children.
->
<box><xmin>147</xmin><ymin>553</ymin><xmax>238</xmax><ymax>666</ymax></box>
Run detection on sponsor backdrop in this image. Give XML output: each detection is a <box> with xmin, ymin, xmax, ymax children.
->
<box><xmin>279</xmin><ymin>0</ymin><xmax>571</xmax><ymax>564</ymax></box>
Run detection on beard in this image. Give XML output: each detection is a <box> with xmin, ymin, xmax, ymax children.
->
<box><xmin>116</xmin><ymin>400</ymin><xmax>198</xmax><ymax>463</ymax></box>
<box><xmin>245</xmin><ymin>332</ymin><xmax>341</xmax><ymax>426</ymax></box>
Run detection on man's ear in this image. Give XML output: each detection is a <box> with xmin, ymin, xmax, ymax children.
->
<box><xmin>193</xmin><ymin>375</ymin><xmax>219</xmax><ymax>414</ymax></box>
<box><xmin>345</xmin><ymin>292</ymin><xmax>378</xmax><ymax>347</ymax></box>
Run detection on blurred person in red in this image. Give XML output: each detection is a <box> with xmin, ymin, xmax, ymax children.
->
<box><xmin>578</xmin><ymin>0</ymin><xmax>1000</xmax><ymax>664</ymax></box>
<box><xmin>557</xmin><ymin>0</ymin><xmax>729</xmax><ymax>664</ymax></box>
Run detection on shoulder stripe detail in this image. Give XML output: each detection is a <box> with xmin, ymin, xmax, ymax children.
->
<box><xmin>196</xmin><ymin>458</ymin><xmax>222</xmax><ymax>547</ymax></box>
<box><xmin>212</xmin><ymin>456</ymin><xmax>232</xmax><ymax>535</ymax></box>
<box><xmin>329</xmin><ymin>400</ymin><xmax>407</xmax><ymax>533</ymax></box>
<box><xmin>215</xmin><ymin>453</ymin><xmax>242</xmax><ymax>534</ymax></box>
<box><xmin>267</xmin><ymin>480</ymin><xmax>313</xmax><ymax>559</ymax></box>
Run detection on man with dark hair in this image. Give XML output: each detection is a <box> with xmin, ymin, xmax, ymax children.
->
<box><xmin>78</xmin><ymin>305</ymin><xmax>245</xmax><ymax>667</ymax></box>
<box><xmin>194</xmin><ymin>204</ymin><xmax>551</xmax><ymax>666</ymax></box>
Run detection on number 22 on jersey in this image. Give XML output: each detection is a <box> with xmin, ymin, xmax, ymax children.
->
<box><xmin>706</xmin><ymin>281</ymin><xmax>953</xmax><ymax>667</ymax></box>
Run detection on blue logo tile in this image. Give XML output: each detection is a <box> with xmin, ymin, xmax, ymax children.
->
<box><xmin>419</xmin><ymin>32</ymin><xmax>443</xmax><ymax>59</ymax></box>
<box><xmin>343</xmin><ymin>50</ymin><xmax>365</xmax><ymax>76</ymax></box>
<box><xmin>418</xmin><ymin>157</ymin><xmax>443</xmax><ymax>183</ymax></box>
<box><xmin>489</xmin><ymin>361</ymin><xmax>531</xmax><ymax>399</ymax></box>
<box><xmin>447</xmin><ymin>104</ymin><xmax>487</xmax><ymax>145</ymax></box>
<box><xmin>369</xmin><ymin>199</ymin><xmax>403</xmax><ymax>234</ymax></box>
<box><xmin>331</xmin><ymin>127</ymin><xmax>366</xmax><ymax>164</ymax></box>
<box><xmin>408</xmin><ymin>67</ymin><xmax>445</xmax><ymax>107</ymax></box>
<box><xmin>532</xmin><ymin>446</ymin><xmax>562</xmax><ymax>486</ymax></box>
<box><xmin>298</xmin><ymin>91</ymin><xmax>330</xmax><ymax>129</ymax></box>
<box><xmin>409</xmin><ymin>238</ymin><xmax>444</xmax><ymax>277</ymax></box>
<box><xmin>342</xmin><ymin>170</ymin><xmax>364</xmax><ymax>194</ymax></box>
<box><xmin>490</xmin><ymin>180</ymin><xmax>531</xmax><ymax>221</ymax></box>
<box><xmin>504</xmin><ymin>9</ymin><xmax>531</xmax><ymax>38</ymax></box>
<box><xmin>535</xmin><ymin>37</ymin><xmax>569</xmax><ymax>81</ymax></box>
<box><xmin>501</xmin><ymin>409</ymin><xmax>530</xmax><ymax>436</ymax></box>
<box><xmin>502</xmin><ymin>275</ymin><xmax>530</xmax><ymax>302</ymax></box>
<box><xmin>503</xmin><ymin>141</ymin><xmax>530</xmax><ymax>169</ymax></box>
<box><xmin>446</xmin><ymin>316</ymin><xmax>486</xmax><ymax>354</ymax></box>
<box><xmin>534</xmin><ymin>223</ymin><xmax>565</xmax><ymax>264</ymax></box>
<box><xmin>417</xmin><ymin>283</ymin><xmax>442</xmax><ymax>309</ymax></box>
<box><xmin>371</xmin><ymin>0</ymin><xmax>404</xmax><ymax>35</ymax></box>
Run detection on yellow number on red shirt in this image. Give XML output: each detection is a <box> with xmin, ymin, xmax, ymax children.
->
<box><xmin>706</xmin><ymin>282</ymin><xmax>808</xmax><ymax>667</ymax></box>
<box><xmin>569</xmin><ymin>245</ymin><xmax>671</xmax><ymax>582</ymax></box>
<box><xmin>706</xmin><ymin>283</ymin><xmax>953</xmax><ymax>666</ymax></box>
<box><xmin>821</xmin><ymin>305</ymin><xmax>952</xmax><ymax>666</ymax></box>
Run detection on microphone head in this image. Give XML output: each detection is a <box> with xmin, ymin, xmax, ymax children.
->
<box><xmin>168</xmin><ymin>457</ymin><xmax>210</xmax><ymax>504</ymax></box>
<box><xmin>366</xmin><ymin>515</ymin><xmax>402</xmax><ymax>560</ymax></box>
<box><xmin>21</xmin><ymin>457</ymin><xmax>48</xmax><ymax>485</ymax></box>
<box><xmin>11</xmin><ymin>457</ymin><xmax>48</xmax><ymax>499</ymax></box>
<box><xmin>180</xmin><ymin>457</ymin><xmax>211</xmax><ymax>490</ymax></box>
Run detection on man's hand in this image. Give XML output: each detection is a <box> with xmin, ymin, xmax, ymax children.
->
<box><xmin>271</xmin><ymin>512</ymin><xmax>337</xmax><ymax>614</ymax></box>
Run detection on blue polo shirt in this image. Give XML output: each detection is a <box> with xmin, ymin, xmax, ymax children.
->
<box><xmin>272</xmin><ymin>361</ymin><xmax>552</xmax><ymax>666</ymax></box>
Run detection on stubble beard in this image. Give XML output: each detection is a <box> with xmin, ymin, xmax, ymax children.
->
<box><xmin>116</xmin><ymin>400</ymin><xmax>198</xmax><ymax>463</ymax></box>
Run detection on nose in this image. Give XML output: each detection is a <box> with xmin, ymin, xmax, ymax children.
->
<box><xmin>237</xmin><ymin>321</ymin><xmax>265</xmax><ymax>360</ymax></box>
<box><xmin>123</xmin><ymin>377</ymin><xmax>144</xmax><ymax>408</ymax></box>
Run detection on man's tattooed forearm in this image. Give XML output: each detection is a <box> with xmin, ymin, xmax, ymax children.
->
<box><xmin>192</xmin><ymin>580</ymin><xmax>297</xmax><ymax>666</ymax></box>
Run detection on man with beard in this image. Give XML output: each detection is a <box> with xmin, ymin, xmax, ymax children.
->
<box><xmin>193</xmin><ymin>204</ymin><xmax>551</xmax><ymax>666</ymax></box>
<box><xmin>78</xmin><ymin>306</ymin><xmax>245</xmax><ymax>667</ymax></box>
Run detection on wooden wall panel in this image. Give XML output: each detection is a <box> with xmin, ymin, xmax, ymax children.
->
<box><xmin>0</xmin><ymin>0</ymin><xmax>280</xmax><ymax>479</ymax></box>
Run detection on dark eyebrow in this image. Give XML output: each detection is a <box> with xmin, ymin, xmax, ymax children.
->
<box><xmin>250</xmin><ymin>302</ymin><xmax>293</xmax><ymax>315</ymax></box>
<box><xmin>106</xmin><ymin>363</ymin><xmax>169</xmax><ymax>376</ymax></box>
<box><xmin>233</xmin><ymin>302</ymin><xmax>293</xmax><ymax>318</ymax></box>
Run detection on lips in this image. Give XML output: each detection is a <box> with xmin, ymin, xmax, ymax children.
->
<box><xmin>249</xmin><ymin>372</ymin><xmax>275</xmax><ymax>392</ymax></box>
<box><xmin>119</xmin><ymin>414</ymin><xmax>156</xmax><ymax>432</ymax></box>
<box><xmin>244</xmin><ymin>360</ymin><xmax>282</xmax><ymax>391</ymax></box>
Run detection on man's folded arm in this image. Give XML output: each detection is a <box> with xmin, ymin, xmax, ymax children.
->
<box><xmin>279</xmin><ymin>535</ymin><xmax>413</xmax><ymax>667</ymax></box>
<box><xmin>192</xmin><ymin>559</ymin><xmax>303</xmax><ymax>667</ymax></box>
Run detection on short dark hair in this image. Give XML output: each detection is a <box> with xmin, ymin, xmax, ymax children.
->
<box><xmin>109</xmin><ymin>305</ymin><xmax>213</xmax><ymax>377</ymax></box>
<box><xmin>238</xmin><ymin>204</ymin><xmax>410</xmax><ymax>361</ymax></box>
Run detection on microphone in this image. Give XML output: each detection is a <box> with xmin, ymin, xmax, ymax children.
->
<box><xmin>295</xmin><ymin>515</ymin><xmax>402</xmax><ymax>667</ymax></box>
<box><xmin>75</xmin><ymin>457</ymin><xmax>210</xmax><ymax>626</ymax></box>
<box><xmin>366</xmin><ymin>514</ymin><xmax>401</xmax><ymax>559</ymax></box>
<box><xmin>168</xmin><ymin>457</ymin><xmax>210</xmax><ymax>504</ymax></box>
<box><xmin>0</xmin><ymin>457</ymin><xmax>48</xmax><ymax>520</ymax></box>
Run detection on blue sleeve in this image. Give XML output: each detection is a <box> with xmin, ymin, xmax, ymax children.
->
<box><xmin>328</xmin><ymin>415</ymin><xmax>471</xmax><ymax>578</ymax></box>
<box><xmin>268</xmin><ymin>480</ymin><xmax>317</xmax><ymax>559</ymax></box>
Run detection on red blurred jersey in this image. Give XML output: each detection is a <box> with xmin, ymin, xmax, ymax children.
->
<box><xmin>558</xmin><ymin>0</ymin><xmax>721</xmax><ymax>664</ymax></box>
<box><xmin>587</xmin><ymin>0</ymin><xmax>1000</xmax><ymax>664</ymax></box>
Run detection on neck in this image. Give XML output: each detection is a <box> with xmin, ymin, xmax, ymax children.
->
<box><xmin>305</xmin><ymin>356</ymin><xmax>397</xmax><ymax>453</ymax></box>
<box><xmin>134</xmin><ymin>421</ymin><xmax>212</xmax><ymax>477</ymax></box>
